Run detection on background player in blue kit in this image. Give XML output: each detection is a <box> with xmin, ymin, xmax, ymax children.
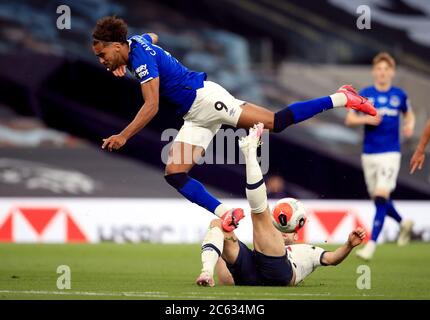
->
<box><xmin>92</xmin><ymin>16</ymin><xmax>376</xmax><ymax>232</ymax></box>
<box><xmin>345</xmin><ymin>52</ymin><xmax>416</xmax><ymax>261</ymax></box>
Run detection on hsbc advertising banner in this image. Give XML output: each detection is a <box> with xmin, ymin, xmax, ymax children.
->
<box><xmin>0</xmin><ymin>198</ymin><xmax>429</xmax><ymax>244</ymax></box>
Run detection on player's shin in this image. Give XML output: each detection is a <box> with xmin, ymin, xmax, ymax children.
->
<box><xmin>386</xmin><ymin>199</ymin><xmax>403</xmax><ymax>223</ymax></box>
<box><xmin>371</xmin><ymin>196</ymin><xmax>388</xmax><ymax>242</ymax></box>
<box><xmin>245</xmin><ymin>164</ymin><xmax>267</xmax><ymax>214</ymax></box>
<box><xmin>273</xmin><ymin>96</ymin><xmax>335</xmax><ymax>133</ymax></box>
<box><xmin>164</xmin><ymin>173</ymin><xmax>230</xmax><ymax>217</ymax></box>
<box><xmin>201</xmin><ymin>226</ymin><xmax>224</xmax><ymax>277</ymax></box>
<box><xmin>242</xmin><ymin>137</ymin><xmax>267</xmax><ymax>214</ymax></box>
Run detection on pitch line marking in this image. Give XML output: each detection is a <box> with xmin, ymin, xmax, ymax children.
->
<box><xmin>184</xmin><ymin>291</ymin><xmax>386</xmax><ymax>297</ymax></box>
<box><xmin>0</xmin><ymin>290</ymin><xmax>168</xmax><ymax>298</ymax></box>
<box><xmin>0</xmin><ymin>290</ymin><xmax>386</xmax><ymax>299</ymax></box>
<box><xmin>0</xmin><ymin>290</ymin><xmax>221</xmax><ymax>300</ymax></box>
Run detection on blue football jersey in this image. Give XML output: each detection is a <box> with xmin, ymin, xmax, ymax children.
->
<box><xmin>126</xmin><ymin>34</ymin><xmax>207</xmax><ymax>116</ymax></box>
<box><xmin>359</xmin><ymin>86</ymin><xmax>410</xmax><ymax>154</ymax></box>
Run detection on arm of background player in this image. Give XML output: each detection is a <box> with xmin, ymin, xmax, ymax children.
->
<box><xmin>102</xmin><ymin>78</ymin><xmax>159</xmax><ymax>151</ymax></box>
<box><xmin>120</xmin><ymin>78</ymin><xmax>160</xmax><ymax>140</ymax></box>
<box><xmin>321</xmin><ymin>228</ymin><xmax>366</xmax><ymax>266</ymax></box>
<box><xmin>214</xmin><ymin>258</ymin><xmax>235</xmax><ymax>285</ymax></box>
<box><xmin>410</xmin><ymin>118</ymin><xmax>430</xmax><ymax>174</ymax></box>
<box><xmin>344</xmin><ymin>110</ymin><xmax>381</xmax><ymax>127</ymax></box>
<box><xmin>402</xmin><ymin>110</ymin><xmax>415</xmax><ymax>138</ymax></box>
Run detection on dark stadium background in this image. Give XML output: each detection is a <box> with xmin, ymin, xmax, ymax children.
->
<box><xmin>0</xmin><ymin>0</ymin><xmax>429</xmax><ymax>245</ymax></box>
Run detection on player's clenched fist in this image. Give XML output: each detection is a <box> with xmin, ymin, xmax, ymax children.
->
<box><xmin>347</xmin><ymin>228</ymin><xmax>366</xmax><ymax>248</ymax></box>
<box><xmin>102</xmin><ymin>134</ymin><xmax>127</xmax><ymax>151</ymax></box>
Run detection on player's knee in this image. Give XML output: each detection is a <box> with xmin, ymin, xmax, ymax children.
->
<box><xmin>373</xmin><ymin>189</ymin><xmax>390</xmax><ymax>199</ymax></box>
<box><xmin>165</xmin><ymin>163</ymin><xmax>178</xmax><ymax>176</ymax></box>
<box><xmin>164</xmin><ymin>172</ymin><xmax>189</xmax><ymax>190</ymax></box>
<box><xmin>210</xmin><ymin>219</ymin><xmax>222</xmax><ymax>229</ymax></box>
<box><xmin>264</xmin><ymin>114</ymin><xmax>275</xmax><ymax>131</ymax></box>
<box><xmin>273</xmin><ymin>108</ymin><xmax>294</xmax><ymax>133</ymax></box>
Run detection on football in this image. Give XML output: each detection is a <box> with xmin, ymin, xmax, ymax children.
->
<box><xmin>271</xmin><ymin>198</ymin><xmax>307</xmax><ymax>233</ymax></box>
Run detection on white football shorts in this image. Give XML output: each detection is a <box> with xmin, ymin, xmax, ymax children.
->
<box><xmin>361</xmin><ymin>152</ymin><xmax>401</xmax><ymax>196</ymax></box>
<box><xmin>174</xmin><ymin>81</ymin><xmax>245</xmax><ymax>150</ymax></box>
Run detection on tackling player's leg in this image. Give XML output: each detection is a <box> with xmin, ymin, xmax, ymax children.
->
<box><xmin>196</xmin><ymin>219</ymin><xmax>240</xmax><ymax>287</ymax></box>
<box><xmin>239</xmin><ymin>124</ymin><xmax>285</xmax><ymax>257</ymax></box>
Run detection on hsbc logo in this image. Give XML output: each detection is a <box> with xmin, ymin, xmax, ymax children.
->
<box><xmin>0</xmin><ymin>207</ymin><xmax>87</xmax><ymax>243</ymax></box>
<box><xmin>97</xmin><ymin>225</ymin><xmax>174</xmax><ymax>243</ymax></box>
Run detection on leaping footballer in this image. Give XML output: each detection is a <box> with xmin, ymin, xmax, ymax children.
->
<box><xmin>92</xmin><ymin>16</ymin><xmax>376</xmax><ymax>232</ymax></box>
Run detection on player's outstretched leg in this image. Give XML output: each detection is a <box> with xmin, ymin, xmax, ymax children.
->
<box><xmin>238</xmin><ymin>124</ymin><xmax>285</xmax><ymax>257</ymax></box>
<box><xmin>164</xmin><ymin>141</ymin><xmax>244</xmax><ymax>231</ymax></box>
<box><xmin>196</xmin><ymin>219</ymin><xmax>240</xmax><ymax>287</ymax></box>
<box><xmin>237</xmin><ymin>85</ymin><xmax>376</xmax><ymax>132</ymax></box>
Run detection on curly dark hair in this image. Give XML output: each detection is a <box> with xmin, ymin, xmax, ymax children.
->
<box><xmin>92</xmin><ymin>16</ymin><xmax>128</xmax><ymax>44</ymax></box>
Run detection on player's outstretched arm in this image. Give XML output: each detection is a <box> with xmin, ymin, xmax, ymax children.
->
<box><xmin>321</xmin><ymin>228</ymin><xmax>366</xmax><ymax>266</ymax></box>
<box><xmin>410</xmin><ymin>118</ymin><xmax>430</xmax><ymax>174</ymax></box>
<box><xmin>102</xmin><ymin>78</ymin><xmax>160</xmax><ymax>151</ymax></box>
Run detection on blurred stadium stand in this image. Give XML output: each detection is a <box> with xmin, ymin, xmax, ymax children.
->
<box><xmin>0</xmin><ymin>102</ymin><xmax>229</xmax><ymax>198</ymax></box>
<box><xmin>0</xmin><ymin>0</ymin><xmax>429</xmax><ymax>199</ymax></box>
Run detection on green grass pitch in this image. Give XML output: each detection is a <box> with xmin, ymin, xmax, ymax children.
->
<box><xmin>0</xmin><ymin>243</ymin><xmax>429</xmax><ymax>300</ymax></box>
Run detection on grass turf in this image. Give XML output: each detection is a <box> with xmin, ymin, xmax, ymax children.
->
<box><xmin>0</xmin><ymin>243</ymin><xmax>429</xmax><ymax>300</ymax></box>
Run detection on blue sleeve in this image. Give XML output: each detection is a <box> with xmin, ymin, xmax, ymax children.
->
<box><xmin>130</xmin><ymin>44</ymin><xmax>159</xmax><ymax>84</ymax></box>
<box><xmin>142</xmin><ymin>33</ymin><xmax>153</xmax><ymax>44</ymax></box>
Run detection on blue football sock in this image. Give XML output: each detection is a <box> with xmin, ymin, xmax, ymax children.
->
<box><xmin>386</xmin><ymin>199</ymin><xmax>403</xmax><ymax>223</ymax></box>
<box><xmin>165</xmin><ymin>173</ymin><xmax>221</xmax><ymax>214</ymax></box>
<box><xmin>273</xmin><ymin>96</ymin><xmax>333</xmax><ymax>132</ymax></box>
<box><xmin>371</xmin><ymin>197</ymin><xmax>388</xmax><ymax>241</ymax></box>
<box><xmin>179</xmin><ymin>177</ymin><xmax>221</xmax><ymax>213</ymax></box>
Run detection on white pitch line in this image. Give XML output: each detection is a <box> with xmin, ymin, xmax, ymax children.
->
<box><xmin>0</xmin><ymin>290</ymin><xmax>168</xmax><ymax>298</ymax></box>
<box><xmin>186</xmin><ymin>291</ymin><xmax>331</xmax><ymax>296</ymax></box>
<box><xmin>184</xmin><ymin>291</ymin><xmax>386</xmax><ymax>297</ymax></box>
<box><xmin>0</xmin><ymin>290</ymin><xmax>222</xmax><ymax>300</ymax></box>
<box><xmin>0</xmin><ymin>290</ymin><xmax>386</xmax><ymax>299</ymax></box>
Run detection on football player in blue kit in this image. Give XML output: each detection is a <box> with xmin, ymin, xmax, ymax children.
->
<box><xmin>345</xmin><ymin>52</ymin><xmax>416</xmax><ymax>261</ymax></box>
<box><xmin>92</xmin><ymin>16</ymin><xmax>376</xmax><ymax>232</ymax></box>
